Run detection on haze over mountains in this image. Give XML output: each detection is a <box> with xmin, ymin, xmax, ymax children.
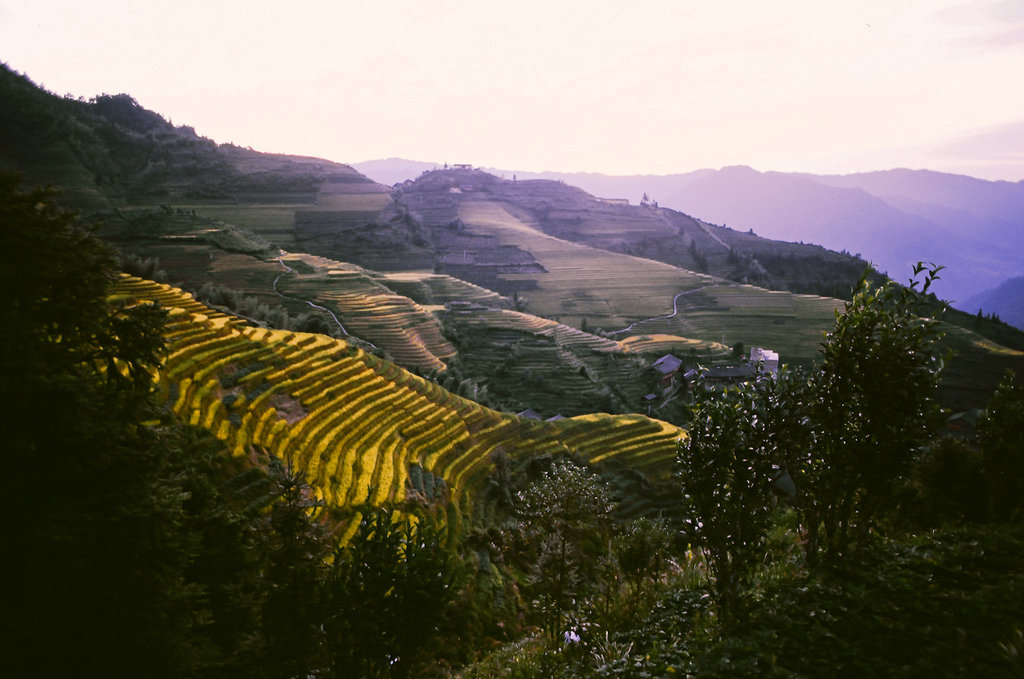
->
<box><xmin>355</xmin><ymin>159</ymin><xmax>1024</xmax><ymax>321</ymax></box>
<box><xmin>2</xmin><ymin>56</ymin><xmax>1022</xmax><ymax>342</ymax></box>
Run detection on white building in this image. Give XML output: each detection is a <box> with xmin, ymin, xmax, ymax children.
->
<box><xmin>749</xmin><ymin>347</ymin><xmax>779</xmax><ymax>374</ymax></box>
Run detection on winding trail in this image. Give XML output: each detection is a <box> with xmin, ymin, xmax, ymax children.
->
<box><xmin>273</xmin><ymin>256</ymin><xmax>353</xmax><ymax>339</ymax></box>
<box><xmin>607</xmin><ymin>284</ymin><xmax>723</xmax><ymax>336</ymax></box>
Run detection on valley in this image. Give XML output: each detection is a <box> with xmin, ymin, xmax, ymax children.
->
<box><xmin>5</xmin><ymin>61</ymin><xmax>1024</xmax><ymax>677</ymax></box>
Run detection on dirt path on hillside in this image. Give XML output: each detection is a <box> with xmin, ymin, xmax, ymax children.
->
<box><xmin>695</xmin><ymin>219</ymin><xmax>728</xmax><ymax>248</ymax></box>
<box><xmin>606</xmin><ymin>284</ymin><xmax>725</xmax><ymax>336</ymax></box>
<box><xmin>273</xmin><ymin>257</ymin><xmax>352</xmax><ymax>337</ymax></box>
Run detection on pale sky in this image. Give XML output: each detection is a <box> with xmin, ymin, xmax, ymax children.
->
<box><xmin>2</xmin><ymin>0</ymin><xmax>1023</xmax><ymax>180</ymax></box>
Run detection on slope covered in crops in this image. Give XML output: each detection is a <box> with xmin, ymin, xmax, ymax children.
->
<box><xmin>113</xmin><ymin>276</ymin><xmax>685</xmax><ymax>539</ymax></box>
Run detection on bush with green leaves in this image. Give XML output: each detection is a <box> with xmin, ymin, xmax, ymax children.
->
<box><xmin>791</xmin><ymin>264</ymin><xmax>947</xmax><ymax>564</ymax></box>
<box><xmin>677</xmin><ymin>370</ymin><xmax>790</xmax><ymax>621</ymax></box>
<box><xmin>598</xmin><ymin>525</ymin><xmax>1024</xmax><ymax>679</ymax></box>
<box><xmin>514</xmin><ymin>458</ymin><xmax>613</xmax><ymax>646</ymax></box>
<box><xmin>613</xmin><ymin>516</ymin><xmax>674</xmax><ymax>619</ymax></box>
<box><xmin>325</xmin><ymin>507</ymin><xmax>455</xmax><ymax>679</ymax></box>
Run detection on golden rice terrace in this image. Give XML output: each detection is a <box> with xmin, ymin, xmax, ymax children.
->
<box><xmin>113</xmin><ymin>276</ymin><xmax>686</xmax><ymax>540</ymax></box>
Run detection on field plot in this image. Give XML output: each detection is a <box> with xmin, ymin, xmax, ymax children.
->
<box><xmin>207</xmin><ymin>253</ymin><xmax>287</xmax><ymax>295</ymax></box>
<box><xmin>314</xmin><ymin>191</ymin><xmax>392</xmax><ymax>212</ymax></box>
<box><xmin>379</xmin><ymin>272</ymin><xmax>506</xmax><ymax>307</ymax></box>
<box><xmin>441</xmin><ymin>305</ymin><xmax>655</xmax><ymax>416</ymax></box>
<box><xmin>276</xmin><ymin>256</ymin><xmax>458</xmax><ymax>373</ymax></box>
<box><xmin>933</xmin><ymin>322</ymin><xmax>1024</xmax><ymax>410</ymax></box>
<box><xmin>175</xmin><ymin>205</ymin><xmax>302</xmax><ymax>247</ymax></box>
<box><xmin>651</xmin><ymin>286</ymin><xmax>842</xmax><ymax>364</ymax></box>
<box><xmin>618</xmin><ymin>334</ymin><xmax>733</xmax><ymax>360</ymax></box>
<box><xmin>114</xmin><ymin>276</ymin><xmax>685</xmax><ymax>538</ymax></box>
<box><xmin>177</xmin><ymin>180</ymin><xmax>392</xmax><ymax>249</ymax></box>
<box><xmin>457</xmin><ymin>200</ymin><xmax>850</xmax><ymax>365</ymax></box>
<box><xmin>458</xmin><ymin>200</ymin><xmax>711</xmax><ymax>329</ymax></box>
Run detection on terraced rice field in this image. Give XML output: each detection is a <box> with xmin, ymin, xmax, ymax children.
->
<box><xmin>649</xmin><ymin>286</ymin><xmax>843</xmax><ymax>364</ymax></box>
<box><xmin>438</xmin><ymin>305</ymin><xmax>654</xmax><ymax>416</ymax></box>
<box><xmin>445</xmin><ymin>307</ymin><xmax>621</xmax><ymax>354</ymax></box>
<box><xmin>458</xmin><ymin>200</ymin><xmax>711</xmax><ymax>328</ymax></box>
<box><xmin>113</xmin><ymin>276</ymin><xmax>686</xmax><ymax>539</ymax></box>
<box><xmin>313</xmin><ymin>191</ymin><xmax>392</xmax><ymax>212</ymax></box>
<box><xmin>177</xmin><ymin>205</ymin><xmax>302</xmax><ymax>247</ymax></box>
<box><xmin>276</xmin><ymin>255</ymin><xmax>458</xmax><ymax>373</ymax></box>
<box><xmin>618</xmin><ymin>334</ymin><xmax>733</xmax><ymax>360</ymax></box>
<box><xmin>178</xmin><ymin>181</ymin><xmax>391</xmax><ymax>248</ymax></box>
<box><xmin>458</xmin><ymin>199</ymin><xmax>846</xmax><ymax>365</ymax></box>
<box><xmin>379</xmin><ymin>271</ymin><xmax>506</xmax><ymax>307</ymax></box>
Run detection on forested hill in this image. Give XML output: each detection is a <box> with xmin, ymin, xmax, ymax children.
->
<box><xmin>0</xmin><ymin>63</ymin><xmax>378</xmax><ymax>208</ymax></box>
<box><xmin>3</xmin><ymin>61</ymin><xmax>1024</xmax><ymax>408</ymax></box>
<box><xmin>0</xmin><ymin>62</ymin><xmax>873</xmax><ymax>302</ymax></box>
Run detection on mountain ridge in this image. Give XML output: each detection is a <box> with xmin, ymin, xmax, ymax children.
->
<box><xmin>4</xmin><ymin>64</ymin><xmax>1024</xmax><ymax>410</ymax></box>
<box><xmin>962</xmin><ymin>276</ymin><xmax>1024</xmax><ymax>331</ymax></box>
<box><xmin>355</xmin><ymin>159</ymin><xmax>1024</xmax><ymax>303</ymax></box>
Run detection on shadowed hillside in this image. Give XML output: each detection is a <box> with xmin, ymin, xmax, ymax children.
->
<box><xmin>113</xmin><ymin>276</ymin><xmax>686</xmax><ymax>540</ymax></box>
<box><xmin>5</xmin><ymin>65</ymin><xmax>1024</xmax><ymax>412</ymax></box>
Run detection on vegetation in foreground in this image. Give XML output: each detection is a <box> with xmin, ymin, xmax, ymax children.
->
<box><xmin>460</xmin><ymin>264</ymin><xmax>1024</xmax><ymax>678</ymax></box>
<box><xmin>4</xmin><ymin>170</ymin><xmax>1024</xmax><ymax>678</ymax></box>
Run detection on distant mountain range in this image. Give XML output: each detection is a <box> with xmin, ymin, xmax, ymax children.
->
<box><xmin>963</xmin><ymin>277</ymin><xmax>1024</xmax><ymax>330</ymax></box>
<box><xmin>3</xmin><ymin>62</ymin><xmax>1023</xmax><ymax>409</ymax></box>
<box><xmin>355</xmin><ymin>159</ymin><xmax>1024</xmax><ymax>319</ymax></box>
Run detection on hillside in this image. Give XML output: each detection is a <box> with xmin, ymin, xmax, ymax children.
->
<box><xmin>393</xmin><ymin>169</ymin><xmax>869</xmax><ymax>365</ymax></box>
<box><xmin>5</xmin><ymin>63</ymin><xmax>1024</xmax><ymax>413</ymax></box>
<box><xmin>0</xmin><ymin>67</ymin><xmax>380</xmax><ymax>206</ymax></box>
<box><xmin>113</xmin><ymin>276</ymin><xmax>686</xmax><ymax>539</ymax></box>
<box><xmin>0</xmin><ymin>63</ymin><xmax>434</xmax><ymax>267</ymax></box>
<box><xmin>962</xmin><ymin>276</ymin><xmax>1024</xmax><ymax>331</ymax></box>
<box><xmin>663</xmin><ymin>167</ymin><xmax>1024</xmax><ymax>305</ymax></box>
<box><xmin>368</xmin><ymin>162</ymin><xmax>875</xmax><ymax>300</ymax></box>
<box><xmin>394</xmin><ymin>162</ymin><xmax>1024</xmax><ymax>306</ymax></box>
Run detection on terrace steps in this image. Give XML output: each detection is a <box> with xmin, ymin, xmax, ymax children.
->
<box><xmin>112</xmin><ymin>274</ymin><xmax>686</xmax><ymax>540</ymax></box>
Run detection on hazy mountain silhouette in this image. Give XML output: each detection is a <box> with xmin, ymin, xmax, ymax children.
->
<box><xmin>962</xmin><ymin>276</ymin><xmax>1024</xmax><ymax>331</ymax></box>
<box><xmin>663</xmin><ymin>166</ymin><xmax>1024</xmax><ymax>303</ymax></box>
<box><xmin>357</xmin><ymin>160</ymin><xmax>1023</xmax><ymax>305</ymax></box>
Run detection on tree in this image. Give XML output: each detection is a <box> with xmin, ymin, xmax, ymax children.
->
<box><xmin>0</xmin><ymin>174</ymin><xmax>206</xmax><ymax>676</ymax></box>
<box><xmin>256</xmin><ymin>462</ymin><xmax>331</xmax><ymax>678</ymax></box>
<box><xmin>791</xmin><ymin>265</ymin><xmax>947</xmax><ymax>564</ymax></box>
<box><xmin>677</xmin><ymin>371</ymin><xmax>789</xmax><ymax>621</ymax></box>
<box><xmin>0</xmin><ymin>175</ymin><xmax>342</xmax><ymax>678</ymax></box>
<box><xmin>325</xmin><ymin>507</ymin><xmax>455</xmax><ymax>678</ymax></box>
<box><xmin>515</xmin><ymin>458</ymin><xmax>612</xmax><ymax>645</ymax></box>
<box><xmin>978</xmin><ymin>371</ymin><xmax>1024</xmax><ymax>522</ymax></box>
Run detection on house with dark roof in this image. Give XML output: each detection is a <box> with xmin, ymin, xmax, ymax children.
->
<box><xmin>649</xmin><ymin>353</ymin><xmax>684</xmax><ymax>386</ymax></box>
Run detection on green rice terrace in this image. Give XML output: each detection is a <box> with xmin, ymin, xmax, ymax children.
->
<box><xmin>112</xmin><ymin>275</ymin><xmax>685</xmax><ymax>541</ymax></box>
<box><xmin>98</xmin><ymin>170</ymin><xmax>1024</xmax><ymax>413</ymax></box>
<box><xmin>451</xmin><ymin>198</ymin><xmax>848</xmax><ymax>364</ymax></box>
<box><xmin>104</xmin><ymin>196</ymin><xmax>1024</xmax><ymax>413</ymax></box>
<box><xmin>274</xmin><ymin>253</ymin><xmax>459</xmax><ymax>373</ymax></box>
<box><xmin>440</xmin><ymin>305</ymin><xmax>732</xmax><ymax>417</ymax></box>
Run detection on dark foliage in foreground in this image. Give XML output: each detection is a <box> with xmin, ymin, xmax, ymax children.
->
<box><xmin>581</xmin><ymin>525</ymin><xmax>1024</xmax><ymax>679</ymax></box>
<box><xmin>0</xmin><ymin>176</ymin><xmax>460</xmax><ymax>678</ymax></box>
